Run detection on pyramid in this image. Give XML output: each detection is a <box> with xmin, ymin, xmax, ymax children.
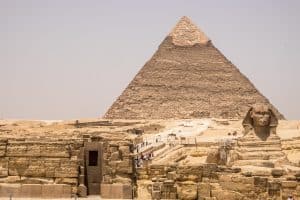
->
<box><xmin>104</xmin><ymin>16</ymin><xmax>284</xmax><ymax>120</ymax></box>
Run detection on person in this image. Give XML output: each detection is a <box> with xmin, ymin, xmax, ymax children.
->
<box><xmin>134</xmin><ymin>157</ymin><xmax>139</xmax><ymax>168</ymax></box>
<box><xmin>138</xmin><ymin>158</ymin><xmax>143</xmax><ymax>167</ymax></box>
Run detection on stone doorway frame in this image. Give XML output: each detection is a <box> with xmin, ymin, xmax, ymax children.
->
<box><xmin>84</xmin><ymin>141</ymin><xmax>103</xmax><ymax>195</ymax></box>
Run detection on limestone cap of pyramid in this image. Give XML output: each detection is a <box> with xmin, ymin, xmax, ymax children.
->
<box><xmin>168</xmin><ymin>16</ymin><xmax>210</xmax><ymax>46</ymax></box>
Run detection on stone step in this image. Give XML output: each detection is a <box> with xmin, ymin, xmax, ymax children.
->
<box><xmin>239</xmin><ymin>166</ymin><xmax>272</xmax><ymax>176</ymax></box>
<box><xmin>238</xmin><ymin>140</ymin><xmax>281</xmax><ymax>147</ymax></box>
<box><xmin>237</xmin><ymin>146</ymin><xmax>282</xmax><ymax>152</ymax></box>
<box><xmin>153</xmin><ymin>145</ymin><xmax>183</xmax><ymax>161</ymax></box>
<box><xmin>238</xmin><ymin>136</ymin><xmax>281</xmax><ymax>142</ymax></box>
<box><xmin>239</xmin><ymin>151</ymin><xmax>285</xmax><ymax>160</ymax></box>
<box><xmin>136</xmin><ymin>168</ymin><xmax>147</xmax><ymax>174</ymax></box>
<box><xmin>233</xmin><ymin>160</ymin><xmax>275</xmax><ymax>168</ymax></box>
<box><xmin>239</xmin><ymin>134</ymin><xmax>281</xmax><ymax>141</ymax></box>
<box><xmin>281</xmin><ymin>140</ymin><xmax>300</xmax><ymax>150</ymax></box>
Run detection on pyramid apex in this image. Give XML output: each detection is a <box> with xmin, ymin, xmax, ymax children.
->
<box><xmin>169</xmin><ymin>16</ymin><xmax>210</xmax><ymax>46</ymax></box>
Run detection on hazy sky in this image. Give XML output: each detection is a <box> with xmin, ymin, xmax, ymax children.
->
<box><xmin>1</xmin><ymin>0</ymin><xmax>300</xmax><ymax>120</ymax></box>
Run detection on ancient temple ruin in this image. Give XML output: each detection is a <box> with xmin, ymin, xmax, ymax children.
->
<box><xmin>0</xmin><ymin>17</ymin><xmax>299</xmax><ymax>199</ymax></box>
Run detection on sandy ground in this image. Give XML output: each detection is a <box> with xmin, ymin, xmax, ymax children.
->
<box><xmin>0</xmin><ymin>198</ymin><xmax>100</xmax><ymax>200</ymax></box>
<box><xmin>0</xmin><ymin>196</ymin><xmax>133</xmax><ymax>200</ymax></box>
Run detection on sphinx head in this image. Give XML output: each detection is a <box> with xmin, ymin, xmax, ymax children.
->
<box><xmin>243</xmin><ymin>104</ymin><xmax>278</xmax><ymax>129</ymax></box>
<box><xmin>242</xmin><ymin>104</ymin><xmax>278</xmax><ymax>140</ymax></box>
<box><xmin>251</xmin><ymin>104</ymin><xmax>272</xmax><ymax>127</ymax></box>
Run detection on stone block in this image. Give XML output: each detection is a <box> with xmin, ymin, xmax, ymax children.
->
<box><xmin>211</xmin><ymin>189</ymin><xmax>243</xmax><ymax>200</ymax></box>
<box><xmin>138</xmin><ymin>175</ymin><xmax>149</xmax><ymax>180</ymax></box>
<box><xmin>2</xmin><ymin>176</ymin><xmax>16</xmax><ymax>184</ymax></box>
<box><xmin>101</xmin><ymin>184</ymin><xmax>132</xmax><ymax>199</ymax></box>
<box><xmin>167</xmin><ymin>171</ymin><xmax>176</xmax><ymax>180</ymax></box>
<box><xmin>198</xmin><ymin>182</ymin><xmax>211</xmax><ymax>198</ymax></box>
<box><xmin>24</xmin><ymin>158</ymin><xmax>46</xmax><ymax>177</ymax></box>
<box><xmin>41</xmin><ymin>184</ymin><xmax>71</xmax><ymax>198</ymax></box>
<box><xmin>271</xmin><ymin>168</ymin><xmax>284</xmax><ymax>177</ymax></box>
<box><xmin>79</xmin><ymin>174</ymin><xmax>85</xmax><ymax>184</ymax></box>
<box><xmin>44</xmin><ymin>158</ymin><xmax>60</xmax><ymax>178</ymax></box>
<box><xmin>20</xmin><ymin>177</ymin><xmax>54</xmax><ymax>184</ymax></box>
<box><xmin>242</xmin><ymin>166</ymin><xmax>271</xmax><ymax>177</ymax></box>
<box><xmin>176</xmin><ymin>165</ymin><xmax>202</xmax><ymax>181</ymax></box>
<box><xmin>122</xmin><ymin>184</ymin><xmax>133</xmax><ymax>199</ymax></box>
<box><xmin>0</xmin><ymin>183</ymin><xmax>21</xmax><ymax>197</ymax></box>
<box><xmin>202</xmin><ymin>164</ymin><xmax>217</xmax><ymax>178</ymax></box>
<box><xmin>55</xmin><ymin>177</ymin><xmax>78</xmax><ymax>185</ymax></box>
<box><xmin>281</xmin><ymin>181</ymin><xmax>297</xmax><ymax>188</ymax></box>
<box><xmin>110</xmin><ymin>146</ymin><xmax>118</xmax><ymax>153</ymax></box>
<box><xmin>10</xmin><ymin>160</ymin><xmax>43</xmax><ymax>177</ymax></box>
<box><xmin>116</xmin><ymin>160</ymin><xmax>133</xmax><ymax>174</ymax></box>
<box><xmin>26</xmin><ymin>144</ymin><xmax>41</xmax><ymax>156</ymax></box>
<box><xmin>177</xmin><ymin>181</ymin><xmax>197</xmax><ymax>200</ymax></box>
<box><xmin>152</xmin><ymin>190</ymin><xmax>161</xmax><ymax>199</ymax></box>
<box><xmin>119</xmin><ymin>145</ymin><xmax>131</xmax><ymax>155</ymax></box>
<box><xmin>137</xmin><ymin>181</ymin><xmax>152</xmax><ymax>199</ymax></box>
<box><xmin>0</xmin><ymin>143</ymin><xmax>7</xmax><ymax>157</ymax></box>
<box><xmin>7</xmin><ymin>143</ymin><xmax>70</xmax><ymax>158</ymax></box>
<box><xmin>0</xmin><ymin>158</ymin><xmax>8</xmax><ymax>177</ymax></box>
<box><xmin>219</xmin><ymin>174</ymin><xmax>254</xmax><ymax>193</ymax></box>
<box><xmin>268</xmin><ymin>181</ymin><xmax>281</xmax><ymax>197</ymax></box>
<box><xmin>20</xmin><ymin>184</ymin><xmax>42</xmax><ymax>198</ymax></box>
<box><xmin>8</xmin><ymin>158</ymin><xmax>29</xmax><ymax>176</ymax></box>
<box><xmin>268</xmin><ymin>181</ymin><xmax>281</xmax><ymax>191</ymax></box>
<box><xmin>54</xmin><ymin>159</ymin><xmax>78</xmax><ymax>178</ymax></box>
<box><xmin>40</xmin><ymin>144</ymin><xmax>70</xmax><ymax>157</ymax></box>
<box><xmin>110</xmin><ymin>151</ymin><xmax>120</xmax><ymax>161</ymax></box>
<box><xmin>169</xmin><ymin>192</ymin><xmax>177</xmax><ymax>199</ymax></box>
<box><xmin>6</xmin><ymin>144</ymin><xmax>27</xmax><ymax>157</ymax></box>
<box><xmin>254</xmin><ymin>177</ymin><xmax>268</xmax><ymax>188</ymax></box>
<box><xmin>285</xmin><ymin>175</ymin><xmax>297</xmax><ymax>181</ymax></box>
<box><xmin>77</xmin><ymin>184</ymin><xmax>87</xmax><ymax>197</ymax></box>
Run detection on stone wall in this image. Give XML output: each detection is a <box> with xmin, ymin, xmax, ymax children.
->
<box><xmin>137</xmin><ymin>163</ymin><xmax>300</xmax><ymax>200</ymax></box>
<box><xmin>0</xmin><ymin>138</ymin><xmax>83</xmax><ymax>198</ymax></box>
<box><xmin>0</xmin><ymin>136</ymin><xmax>135</xmax><ymax>198</ymax></box>
<box><xmin>101</xmin><ymin>140</ymin><xmax>134</xmax><ymax>199</ymax></box>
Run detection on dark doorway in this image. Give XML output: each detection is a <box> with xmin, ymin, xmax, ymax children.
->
<box><xmin>89</xmin><ymin>151</ymin><xmax>98</xmax><ymax>166</ymax></box>
<box><xmin>85</xmin><ymin>142</ymin><xmax>103</xmax><ymax>195</ymax></box>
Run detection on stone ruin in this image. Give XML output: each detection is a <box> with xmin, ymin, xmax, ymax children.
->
<box><xmin>1</xmin><ymin>17</ymin><xmax>300</xmax><ymax>199</ymax></box>
<box><xmin>1</xmin><ymin>104</ymin><xmax>299</xmax><ymax>199</ymax></box>
<box><xmin>0</xmin><ymin>120</ymin><xmax>135</xmax><ymax>198</ymax></box>
<box><xmin>133</xmin><ymin>105</ymin><xmax>300</xmax><ymax>200</ymax></box>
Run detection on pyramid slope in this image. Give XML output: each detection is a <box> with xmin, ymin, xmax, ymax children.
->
<box><xmin>104</xmin><ymin>17</ymin><xmax>284</xmax><ymax>120</ymax></box>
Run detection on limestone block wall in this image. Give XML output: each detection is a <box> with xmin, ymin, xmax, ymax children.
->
<box><xmin>0</xmin><ymin>134</ymin><xmax>135</xmax><ymax>198</ymax></box>
<box><xmin>281</xmin><ymin>137</ymin><xmax>300</xmax><ymax>165</ymax></box>
<box><xmin>102</xmin><ymin>140</ymin><xmax>134</xmax><ymax>184</ymax></box>
<box><xmin>97</xmin><ymin>139</ymin><xmax>134</xmax><ymax>199</ymax></box>
<box><xmin>137</xmin><ymin>164</ymin><xmax>300</xmax><ymax>200</ymax></box>
<box><xmin>0</xmin><ymin>138</ymin><xmax>83</xmax><ymax>198</ymax></box>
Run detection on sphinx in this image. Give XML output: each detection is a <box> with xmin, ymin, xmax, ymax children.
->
<box><xmin>242</xmin><ymin>104</ymin><xmax>278</xmax><ymax>141</ymax></box>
